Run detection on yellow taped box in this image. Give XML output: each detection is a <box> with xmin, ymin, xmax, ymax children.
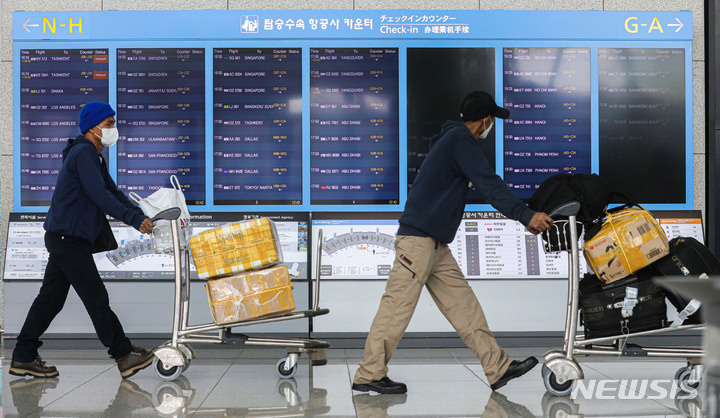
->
<box><xmin>584</xmin><ymin>207</ymin><xmax>669</xmax><ymax>283</ymax></box>
<box><xmin>190</xmin><ymin>217</ymin><xmax>283</xmax><ymax>280</ymax></box>
<box><xmin>206</xmin><ymin>265</ymin><xmax>295</xmax><ymax>324</ymax></box>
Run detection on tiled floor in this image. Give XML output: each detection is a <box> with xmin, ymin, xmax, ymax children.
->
<box><xmin>1</xmin><ymin>346</ymin><xmax>713</xmax><ymax>417</ymax></box>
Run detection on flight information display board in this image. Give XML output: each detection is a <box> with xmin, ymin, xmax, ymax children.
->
<box><xmin>3</xmin><ymin>212</ymin><xmax>309</xmax><ymax>281</ymax></box>
<box><xmin>13</xmin><ymin>10</ymin><xmax>694</xmax><ymax>216</ymax></box>
<box><xmin>598</xmin><ymin>47</ymin><xmax>686</xmax><ymax>204</ymax></box>
<box><xmin>213</xmin><ymin>47</ymin><xmax>303</xmax><ymax>206</ymax></box>
<box><xmin>19</xmin><ymin>48</ymin><xmax>109</xmax><ymax>206</ymax></box>
<box><xmin>309</xmin><ymin>47</ymin><xmax>399</xmax><ymax>205</ymax></box>
<box><xmin>502</xmin><ymin>47</ymin><xmax>592</xmax><ymax>199</ymax></box>
<box><xmin>115</xmin><ymin>48</ymin><xmax>206</xmax><ymax>204</ymax></box>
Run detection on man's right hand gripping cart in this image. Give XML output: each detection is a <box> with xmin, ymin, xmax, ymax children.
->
<box><xmin>190</xmin><ymin>218</ymin><xmax>295</xmax><ymax>323</ymax></box>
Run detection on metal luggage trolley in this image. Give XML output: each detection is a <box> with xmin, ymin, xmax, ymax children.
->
<box><xmin>540</xmin><ymin>202</ymin><xmax>705</xmax><ymax>396</ymax></box>
<box><xmin>149</xmin><ymin>208</ymin><xmax>330</xmax><ymax>381</ymax></box>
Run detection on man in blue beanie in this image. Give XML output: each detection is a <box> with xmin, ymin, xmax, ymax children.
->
<box><xmin>10</xmin><ymin>102</ymin><xmax>157</xmax><ymax>379</ymax></box>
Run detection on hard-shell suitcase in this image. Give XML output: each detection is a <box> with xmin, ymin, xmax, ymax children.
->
<box><xmin>579</xmin><ymin>273</ymin><xmax>667</xmax><ymax>339</ymax></box>
<box><xmin>648</xmin><ymin>237</ymin><xmax>719</xmax><ymax>324</ymax></box>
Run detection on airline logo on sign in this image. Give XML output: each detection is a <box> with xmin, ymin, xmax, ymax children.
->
<box><xmin>240</xmin><ymin>16</ymin><xmax>260</xmax><ymax>33</ymax></box>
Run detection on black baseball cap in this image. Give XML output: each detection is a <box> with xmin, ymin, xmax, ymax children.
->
<box><xmin>459</xmin><ymin>91</ymin><xmax>510</xmax><ymax>121</ymax></box>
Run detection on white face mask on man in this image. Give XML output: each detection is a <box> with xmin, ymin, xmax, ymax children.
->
<box><xmin>94</xmin><ymin>126</ymin><xmax>119</xmax><ymax>147</ymax></box>
<box><xmin>478</xmin><ymin>120</ymin><xmax>494</xmax><ymax>139</ymax></box>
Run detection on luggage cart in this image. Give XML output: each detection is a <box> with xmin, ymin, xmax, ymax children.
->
<box><xmin>540</xmin><ymin>202</ymin><xmax>705</xmax><ymax>396</ymax></box>
<box><xmin>149</xmin><ymin>208</ymin><xmax>330</xmax><ymax>381</ymax></box>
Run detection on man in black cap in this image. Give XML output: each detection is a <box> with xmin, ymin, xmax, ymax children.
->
<box><xmin>9</xmin><ymin>102</ymin><xmax>156</xmax><ymax>379</ymax></box>
<box><xmin>352</xmin><ymin>91</ymin><xmax>553</xmax><ymax>394</ymax></box>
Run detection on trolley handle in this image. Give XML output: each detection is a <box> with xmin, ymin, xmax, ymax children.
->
<box><xmin>313</xmin><ymin>229</ymin><xmax>323</xmax><ymax>311</ymax></box>
<box><xmin>151</xmin><ymin>207</ymin><xmax>182</xmax><ymax>222</ymax></box>
<box><xmin>547</xmin><ymin>201</ymin><xmax>581</xmax><ymax>220</ymax></box>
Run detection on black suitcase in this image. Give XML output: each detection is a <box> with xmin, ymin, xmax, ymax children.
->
<box><xmin>579</xmin><ymin>273</ymin><xmax>667</xmax><ymax>339</ymax></box>
<box><xmin>648</xmin><ymin>237</ymin><xmax>718</xmax><ymax>324</ymax></box>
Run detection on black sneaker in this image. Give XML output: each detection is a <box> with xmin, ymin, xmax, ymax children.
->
<box><xmin>490</xmin><ymin>357</ymin><xmax>539</xmax><ymax>391</ymax></box>
<box><xmin>9</xmin><ymin>356</ymin><xmax>59</xmax><ymax>378</ymax></box>
<box><xmin>116</xmin><ymin>346</ymin><xmax>155</xmax><ymax>378</ymax></box>
<box><xmin>352</xmin><ymin>376</ymin><xmax>407</xmax><ymax>394</ymax></box>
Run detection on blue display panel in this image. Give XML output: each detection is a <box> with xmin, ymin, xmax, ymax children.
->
<box><xmin>12</xmin><ymin>10</ymin><xmax>694</xmax><ymax>213</ymax></box>
<box><xmin>213</xmin><ymin>47</ymin><xmax>303</xmax><ymax>205</ymax></box>
<box><xmin>309</xmin><ymin>47</ymin><xmax>399</xmax><ymax>205</ymax></box>
<box><xmin>406</xmin><ymin>47</ymin><xmax>495</xmax><ymax>204</ymax></box>
<box><xmin>598</xmin><ymin>47</ymin><xmax>686</xmax><ymax>203</ymax></box>
<box><xmin>115</xmin><ymin>48</ymin><xmax>206</xmax><ymax>204</ymax></box>
<box><xmin>19</xmin><ymin>48</ymin><xmax>109</xmax><ymax>206</ymax></box>
<box><xmin>503</xmin><ymin>47</ymin><xmax>592</xmax><ymax>199</ymax></box>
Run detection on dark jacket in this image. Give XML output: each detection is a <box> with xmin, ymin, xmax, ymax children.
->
<box><xmin>44</xmin><ymin>135</ymin><xmax>146</xmax><ymax>245</ymax></box>
<box><xmin>398</xmin><ymin>121</ymin><xmax>535</xmax><ymax>243</ymax></box>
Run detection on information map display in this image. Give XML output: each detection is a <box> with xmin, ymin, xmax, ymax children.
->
<box><xmin>3</xmin><ymin>212</ymin><xmax>309</xmax><ymax>281</ymax></box>
<box><xmin>13</xmin><ymin>10</ymin><xmax>694</xmax><ymax>213</ymax></box>
<box><xmin>311</xmin><ymin>211</ymin><xmax>704</xmax><ymax>280</ymax></box>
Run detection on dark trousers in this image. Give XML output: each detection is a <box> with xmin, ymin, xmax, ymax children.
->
<box><xmin>12</xmin><ymin>232</ymin><xmax>132</xmax><ymax>363</ymax></box>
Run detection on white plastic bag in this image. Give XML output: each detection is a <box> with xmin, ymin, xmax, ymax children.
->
<box><xmin>129</xmin><ymin>175</ymin><xmax>191</xmax><ymax>253</ymax></box>
<box><xmin>129</xmin><ymin>175</ymin><xmax>190</xmax><ymax>226</ymax></box>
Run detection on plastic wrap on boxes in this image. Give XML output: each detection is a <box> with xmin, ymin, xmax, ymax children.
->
<box><xmin>584</xmin><ymin>206</ymin><xmax>669</xmax><ymax>284</ymax></box>
<box><xmin>206</xmin><ymin>265</ymin><xmax>290</xmax><ymax>301</ymax></box>
<box><xmin>189</xmin><ymin>218</ymin><xmax>283</xmax><ymax>279</ymax></box>
<box><xmin>206</xmin><ymin>267</ymin><xmax>295</xmax><ymax>324</ymax></box>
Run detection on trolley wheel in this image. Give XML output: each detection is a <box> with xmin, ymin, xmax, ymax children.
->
<box><xmin>153</xmin><ymin>356</ymin><xmax>184</xmax><ymax>381</ymax></box>
<box><xmin>541</xmin><ymin>364</ymin><xmax>552</xmax><ymax>379</ymax></box>
<box><xmin>675</xmin><ymin>366</ymin><xmax>691</xmax><ymax>382</ymax></box>
<box><xmin>677</xmin><ymin>368</ymin><xmax>703</xmax><ymax>393</ymax></box>
<box><xmin>543</xmin><ymin>370</ymin><xmax>577</xmax><ymax>397</ymax></box>
<box><xmin>152</xmin><ymin>376</ymin><xmax>192</xmax><ymax>416</ymax></box>
<box><xmin>276</xmin><ymin>358</ymin><xmax>298</xmax><ymax>379</ymax></box>
<box><xmin>276</xmin><ymin>378</ymin><xmax>301</xmax><ymax>406</ymax></box>
<box><xmin>541</xmin><ymin>392</ymin><xmax>580</xmax><ymax>418</ymax></box>
<box><xmin>674</xmin><ymin>392</ymin><xmax>703</xmax><ymax>416</ymax></box>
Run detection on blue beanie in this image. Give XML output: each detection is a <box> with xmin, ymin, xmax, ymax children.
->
<box><xmin>79</xmin><ymin>102</ymin><xmax>115</xmax><ymax>133</ymax></box>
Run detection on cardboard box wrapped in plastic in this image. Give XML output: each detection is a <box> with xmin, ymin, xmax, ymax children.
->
<box><xmin>190</xmin><ymin>217</ymin><xmax>283</xmax><ymax>280</ymax></box>
<box><xmin>206</xmin><ymin>265</ymin><xmax>295</xmax><ymax>324</ymax></box>
<box><xmin>584</xmin><ymin>206</ymin><xmax>669</xmax><ymax>284</ymax></box>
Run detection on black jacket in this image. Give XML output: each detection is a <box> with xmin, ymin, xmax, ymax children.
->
<box><xmin>398</xmin><ymin>121</ymin><xmax>534</xmax><ymax>243</ymax></box>
<box><xmin>44</xmin><ymin>135</ymin><xmax>146</xmax><ymax>245</ymax></box>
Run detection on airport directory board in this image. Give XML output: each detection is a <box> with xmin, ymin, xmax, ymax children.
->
<box><xmin>14</xmin><ymin>10</ymin><xmax>693</xmax><ymax>212</ymax></box>
<box><xmin>11</xmin><ymin>10</ymin><xmax>695</xmax><ymax>280</ymax></box>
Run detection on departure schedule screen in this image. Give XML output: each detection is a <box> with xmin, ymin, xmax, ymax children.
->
<box><xmin>309</xmin><ymin>48</ymin><xmax>399</xmax><ymax>205</ymax></box>
<box><xmin>598</xmin><ymin>48</ymin><xmax>686</xmax><ymax>203</ymax></box>
<box><xmin>213</xmin><ymin>48</ymin><xmax>302</xmax><ymax>205</ymax></box>
<box><xmin>503</xmin><ymin>48</ymin><xmax>591</xmax><ymax>200</ymax></box>
<box><xmin>115</xmin><ymin>48</ymin><xmax>206</xmax><ymax>205</ymax></box>
<box><xmin>19</xmin><ymin>48</ymin><xmax>109</xmax><ymax>206</ymax></box>
<box><xmin>13</xmin><ymin>10</ymin><xmax>693</xmax><ymax>214</ymax></box>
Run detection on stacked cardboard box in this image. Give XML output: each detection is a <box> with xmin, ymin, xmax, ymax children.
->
<box><xmin>190</xmin><ymin>218</ymin><xmax>294</xmax><ymax>324</ymax></box>
<box><xmin>190</xmin><ymin>217</ymin><xmax>283</xmax><ymax>280</ymax></box>
<box><xmin>584</xmin><ymin>207</ymin><xmax>669</xmax><ymax>283</ymax></box>
<box><xmin>206</xmin><ymin>265</ymin><xmax>295</xmax><ymax>324</ymax></box>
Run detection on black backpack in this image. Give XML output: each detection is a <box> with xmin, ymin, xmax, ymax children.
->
<box><xmin>528</xmin><ymin>173</ymin><xmax>613</xmax><ymax>224</ymax></box>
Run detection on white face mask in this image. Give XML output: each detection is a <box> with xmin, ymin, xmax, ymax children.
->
<box><xmin>95</xmin><ymin>126</ymin><xmax>119</xmax><ymax>147</ymax></box>
<box><xmin>479</xmin><ymin>120</ymin><xmax>494</xmax><ymax>139</ymax></box>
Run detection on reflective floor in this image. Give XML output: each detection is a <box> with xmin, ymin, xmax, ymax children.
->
<box><xmin>1</xmin><ymin>346</ymin><xmax>714</xmax><ymax>417</ymax></box>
